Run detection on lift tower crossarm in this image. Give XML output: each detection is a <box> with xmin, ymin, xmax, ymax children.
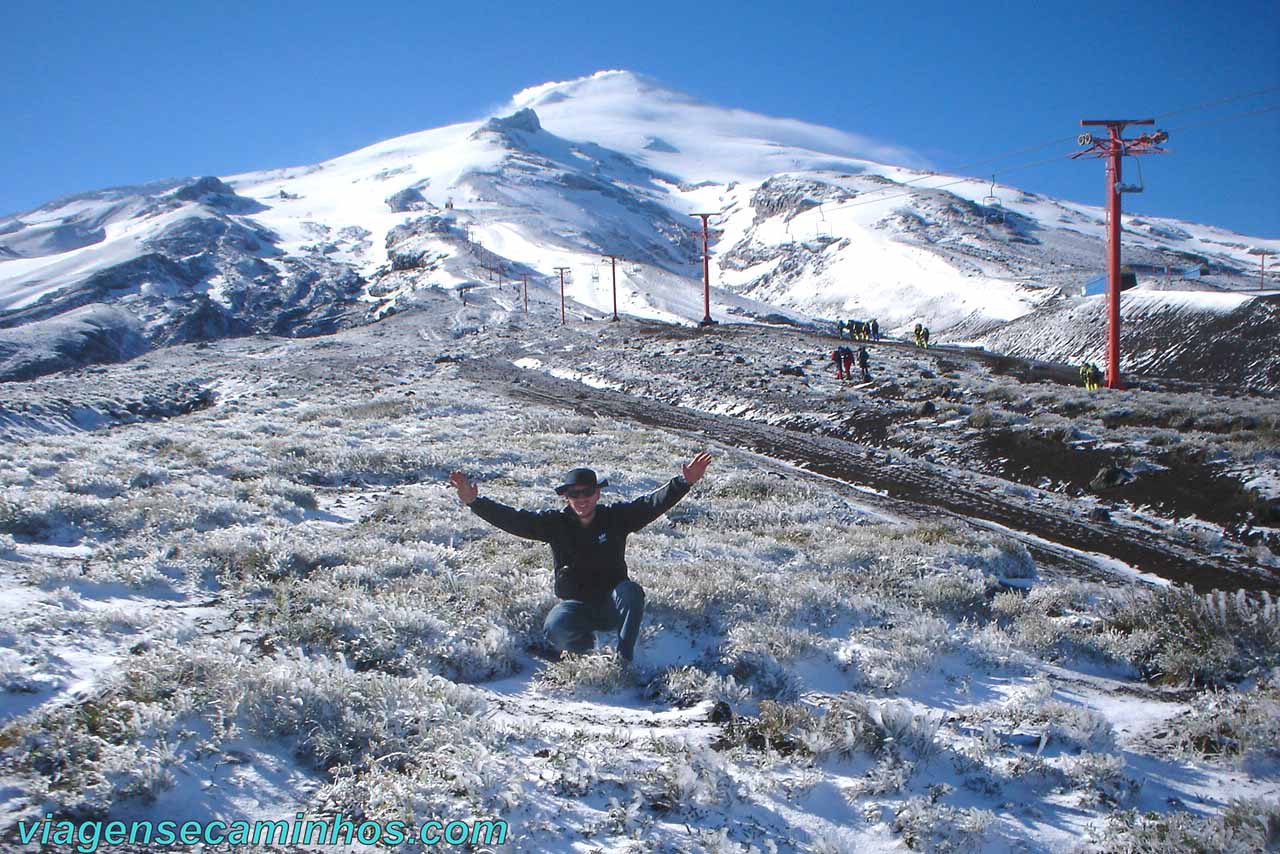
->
<box><xmin>1070</xmin><ymin>118</ymin><xmax>1169</xmax><ymax>390</ymax></box>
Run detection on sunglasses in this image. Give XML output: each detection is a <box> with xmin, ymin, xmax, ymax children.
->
<box><xmin>564</xmin><ymin>487</ymin><xmax>598</xmax><ymax>499</ymax></box>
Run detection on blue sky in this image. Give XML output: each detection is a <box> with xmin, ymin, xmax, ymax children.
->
<box><xmin>4</xmin><ymin>0</ymin><xmax>1277</xmax><ymax>236</ymax></box>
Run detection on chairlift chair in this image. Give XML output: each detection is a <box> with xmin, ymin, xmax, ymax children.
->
<box><xmin>815</xmin><ymin>203</ymin><xmax>832</xmax><ymax>239</ymax></box>
<box><xmin>591</xmin><ymin>265</ymin><xmax>600</xmax><ymax>283</ymax></box>
<box><xmin>982</xmin><ymin>176</ymin><xmax>1005</xmax><ymax>224</ymax></box>
<box><xmin>1116</xmin><ymin>155</ymin><xmax>1145</xmax><ymax>194</ymax></box>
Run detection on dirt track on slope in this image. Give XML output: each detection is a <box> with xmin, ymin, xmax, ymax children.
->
<box><xmin>461</xmin><ymin>357</ymin><xmax>1280</xmax><ymax>594</ymax></box>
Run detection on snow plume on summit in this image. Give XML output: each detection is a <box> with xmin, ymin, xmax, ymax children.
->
<box><xmin>503</xmin><ymin>69</ymin><xmax>928</xmax><ymax>183</ymax></box>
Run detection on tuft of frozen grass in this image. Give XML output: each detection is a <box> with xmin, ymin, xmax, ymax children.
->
<box><xmin>252</xmin><ymin>475</ymin><xmax>318</xmax><ymax>510</ymax></box>
<box><xmin>660</xmin><ymin>666</ymin><xmax>751</xmax><ymax>710</ymax></box>
<box><xmin>645</xmin><ymin>743</ymin><xmax>738</xmax><ymax>811</ymax></box>
<box><xmin>960</xmin><ymin>677</ymin><xmax>1115</xmax><ymax>755</ymax></box>
<box><xmin>842</xmin><ymin>612</ymin><xmax>953</xmax><ymax>691</ymax></box>
<box><xmin>718</xmin><ymin>696</ymin><xmax>881</xmax><ymax>762</ymax></box>
<box><xmin>1088</xmin><ymin>584</ymin><xmax>1280</xmax><ymax>685</ymax></box>
<box><xmin>865</xmin><ymin>699</ymin><xmax>945</xmax><ymax>759</ymax></box>
<box><xmin>536</xmin><ymin>650</ymin><xmax>635</xmax><ymax>696</ymax></box>
<box><xmin>891</xmin><ymin>794</ymin><xmax>993</xmax><ymax>853</ymax></box>
<box><xmin>1064</xmin><ymin>751</ymin><xmax>1141</xmax><ymax>806</ymax></box>
<box><xmin>1</xmin><ymin>638</ymin><xmax>500</xmax><ymax>817</ymax></box>
<box><xmin>910</xmin><ymin>565</ymin><xmax>994</xmax><ymax>618</ymax></box>
<box><xmin>1156</xmin><ymin>679</ymin><xmax>1280</xmax><ymax>762</ymax></box>
<box><xmin>724</xmin><ymin>622</ymin><xmax>831</xmax><ymax>700</ymax></box>
<box><xmin>844</xmin><ymin>753</ymin><xmax>915</xmax><ymax>800</ymax></box>
<box><xmin>1094</xmin><ymin>798</ymin><xmax>1280</xmax><ymax>853</ymax></box>
<box><xmin>0</xmin><ymin>649</ymin><xmax>41</xmax><ymax>694</ymax></box>
<box><xmin>964</xmin><ymin>621</ymin><xmax>1035</xmax><ymax>669</ymax></box>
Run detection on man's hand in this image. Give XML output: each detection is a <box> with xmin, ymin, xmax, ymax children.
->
<box><xmin>681</xmin><ymin>451</ymin><xmax>712</xmax><ymax>485</ymax></box>
<box><xmin>448</xmin><ymin>471</ymin><xmax>479</xmax><ymax>506</ymax></box>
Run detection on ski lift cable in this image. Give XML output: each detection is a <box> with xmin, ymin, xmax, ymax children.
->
<box><xmin>1162</xmin><ymin>103</ymin><xmax>1279</xmax><ymax>134</ymax></box>
<box><xmin>816</xmin><ymin>87</ymin><xmax>1278</xmax><ymax>212</ymax></box>
<box><xmin>828</xmin><ymin>152</ymin><xmax>1069</xmax><ymax>213</ymax></box>
<box><xmin>837</xmin><ymin>135</ymin><xmax>1078</xmax><ymax>205</ymax></box>
<box><xmin>815</xmin><ymin>140</ymin><xmax>1078</xmax><ymax>214</ymax></box>
<box><xmin>1151</xmin><ymin>85</ymin><xmax>1280</xmax><ymax>122</ymax></box>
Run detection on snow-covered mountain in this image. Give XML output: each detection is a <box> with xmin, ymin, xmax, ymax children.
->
<box><xmin>2</xmin><ymin>70</ymin><xmax>1277</xmax><ymax>385</ymax></box>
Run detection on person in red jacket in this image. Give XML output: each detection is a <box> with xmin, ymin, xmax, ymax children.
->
<box><xmin>831</xmin><ymin>348</ymin><xmax>845</xmax><ymax>379</ymax></box>
<box><xmin>448</xmin><ymin>452</ymin><xmax>712</xmax><ymax>662</ymax></box>
<box><xmin>841</xmin><ymin>346</ymin><xmax>854</xmax><ymax>380</ymax></box>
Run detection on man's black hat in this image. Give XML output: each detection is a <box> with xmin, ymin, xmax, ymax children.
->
<box><xmin>555</xmin><ymin>467</ymin><xmax>608</xmax><ymax>495</ymax></box>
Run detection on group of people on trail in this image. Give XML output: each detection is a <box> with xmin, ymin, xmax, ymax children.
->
<box><xmin>839</xmin><ymin>319</ymin><xmax>879</xmax><ymax>341</ymax></box>
<box><xmin>449</xmin><ymin>453</ymin><xmax>712</xmax><ymax>664</ymax></box>
<box><xmin>831</xmin><ymin>345</ymin><xmax>871</xmax><ymax>382</ymax></box>
<box><xmin>913</xmin><ymin>323</ymin><xmax>931</xmax><ymax>348</ymax></box>
<box><xmin>1079</xmin><ymin>362</ymin><xmax>1103</xmax><ymax>391</ymax></box>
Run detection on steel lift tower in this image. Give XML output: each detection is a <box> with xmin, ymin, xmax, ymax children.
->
<box><xmin>690</xmin><ymin>213</ymin><xmax>719</xmax><ymax>327</ymax></box>
<box><xmin>601</xmin><ymin>255</ymin><xmax>621</xmax><ymax>322</ymax></box>
<box><xmin>554</xmin><ymin>267</ymin><xmax>571</xmax><ymax>325</ymax></box>
<box><xmin>1071</xmin><ymin>120</ymin><xmax>1168</xmax><ymax>389</ymax></box>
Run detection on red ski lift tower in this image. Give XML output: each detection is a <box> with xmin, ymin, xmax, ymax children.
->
<box><xmin>601</xmin><ymin>254</ymin><xmax>621</xmax><ymax>322</ymax></box>
<box><xmin>1071</xmin><ymin>119</ymin><xmax>1168</xmax><ymax>389</ymax></box>
<box><xmin>554</xmin><ymin>267</ymin><xmax>571</xmax><ymax>325</ymax></box>
<box><xmin>1248</xmin><ymin>247</ymin><xmax>1275</xmax><ymax>291</ymax></box>
<box><xmin>690</xmin><ymin>213</ymin><xmax>718</xmax><ymax>327</ymax></box>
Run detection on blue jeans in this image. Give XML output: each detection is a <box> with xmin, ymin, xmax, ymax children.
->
<box><xmin>543</xmin><ymin>580</ymin><xmax>645</xmax><ymax>661</ymax></box>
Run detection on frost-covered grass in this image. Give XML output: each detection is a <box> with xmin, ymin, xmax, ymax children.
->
<box><xmin>2</xmin><ymin>319</ymin><xmax>1278</xmax><ymax>852</ymax></box>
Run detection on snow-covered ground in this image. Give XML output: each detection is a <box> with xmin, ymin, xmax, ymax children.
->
<box><xmin>1</xmin><ymin>294</ymin><xmax>1276</xmax><ymax>852</ymax></box>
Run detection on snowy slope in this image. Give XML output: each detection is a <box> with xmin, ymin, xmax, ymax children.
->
<box><xmin>1</xmin><ymin>70</ymin><xmax>1277</xmax><ymax>383</ymax></box>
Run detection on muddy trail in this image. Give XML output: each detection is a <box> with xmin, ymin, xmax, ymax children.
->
<box><xmin>460</xmin><ymin>357</ymin><xmax>1280</xmax><ymax>594</ymax></box>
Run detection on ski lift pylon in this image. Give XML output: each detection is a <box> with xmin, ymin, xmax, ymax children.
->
<box><xmin>982</xmin><ymin>175</ymin><xmax>1004</xmax><ymax>224</ymax></box>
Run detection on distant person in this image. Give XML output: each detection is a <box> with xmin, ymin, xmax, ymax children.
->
<box><xmin>449</xmin><ymin>453</ymin><xmax>712</xmax><ymax>663</ymax></box>
<box><xmin>832</xmin><ymin>348</ymin><xmax>846</xmax><ymax>379</ymax></box>
<box><xmin>870</xmin><ymin>318</ymin><xmax>880</xmax><ymax>341</ymax></box>
<box><xmin>841</xmin><ymin>346</ymin><xmax>855</xmax><ymax>380</ymax></box>
<box><xmin>858</xmin><ymin>346</ymin><xmax>871</xmax><ymax>382</ymax></box>
<box><xmin>921</xmin><ymin>326</ymin><xmax>931</xmax><ymax>348</ymax></box>
<box><xmin>1088</xmin><ymin>363</ymin><xmax>1103</xmax><ymax>391</ymax></box>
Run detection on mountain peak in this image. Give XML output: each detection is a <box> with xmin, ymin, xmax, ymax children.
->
<box><xmin>509</xmin><ymin>70</ymin><xmax>688</xmax><ymax>111</ymax></box>
<box><xmin>478</xmin><ymin>107</ymin><xmax>542</xmax><ymax>135</ymax></box>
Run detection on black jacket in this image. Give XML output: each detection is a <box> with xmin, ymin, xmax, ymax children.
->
<box><xmin>468</xmin><ymin>476</ymin><xmax>692</xmax><ymax>602</ymax></box>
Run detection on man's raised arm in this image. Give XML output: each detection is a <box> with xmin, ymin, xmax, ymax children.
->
<box><xmin>618</xmin><ymin>452</ymin><xmax>712</xmax><ymax>533</ymax></box>
<box><xmin>449</xmin><ymin>471</ymin><xmax>479</xmax><ymax>506</ymax></box>
<box><xmin>448</xmin><ymin>470</ymin><xmax>554</xmax><ymax>542</ymax></box>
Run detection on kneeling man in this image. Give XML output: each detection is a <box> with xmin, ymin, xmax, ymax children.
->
<box><xmin>448</xmin><ymin>452</ymin><xmax>711</xmax><ymax>662</ymax></box>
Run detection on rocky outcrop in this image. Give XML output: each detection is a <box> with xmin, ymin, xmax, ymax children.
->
<box><xmin>386</xmin><ymin>186</ymin><xmax>433</xmax><ymax>213</ymax></box>
<box><xmin>169</xmin><ymin>177</ymin><xmax>266</xmax><ymax>214</ymax></box>
<box><xmin>473</xmin><ymin>108</ymin><xmax>542</xmax><ymax>139</ymax></box>
<box><xmin>0</xmin><ymin>304</ymin><xmax>148</xmax><ymax>382</ymax></box>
